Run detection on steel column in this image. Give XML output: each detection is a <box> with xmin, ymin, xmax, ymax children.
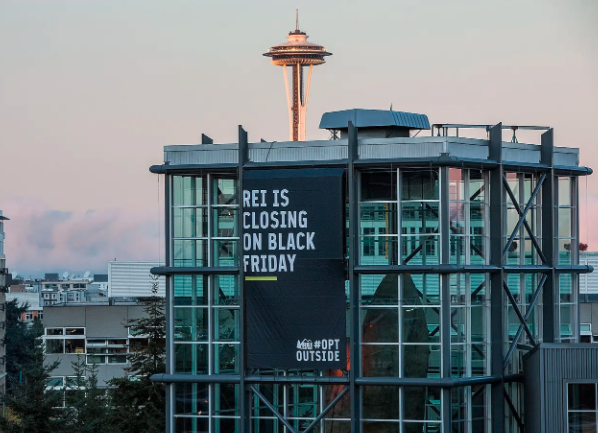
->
<box><xmin>163</xmin><ymin>174</ymin><xmax>174</xmax><ymax>433</ymax></box>
<box><xmin>541</xmin><ymin>129</ymin><xmax>556</xmax><ymax>342</ymax></box>
<box><xmin>238</xmin><ymin>126</ymin><xmax>250</xmax><ymax>432</ymax></box>
<box><xmin>489</xmin><ymin>123</ymin><xmax>505</xmax><ymax>432</ymax></box>
<box><xmin>439</xmin><ymin>166</ymin><xmax>452</xmax><ymax>432</ymax></box>
<box><xmin>347</xmin><ymin>121</ymin><xmax>360</xmax><ymax>432</ymax></box>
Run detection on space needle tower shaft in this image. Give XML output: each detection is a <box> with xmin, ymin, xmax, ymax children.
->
<box><xmin>264</xmin><ymin>11</ymin><xmax>332</xmax><ymax>141</ymax></box>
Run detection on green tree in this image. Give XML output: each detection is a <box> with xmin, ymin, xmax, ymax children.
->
<box><xmin>107</xmin><ymin>276</ymin><xmax>165</xmax><ymax>433</ymax></box>
<box><xmin>64</xmin><ymin>356</ymin><xmax>113</xmax><ymax>433</ymax></box>
<box><xmin>0</xmin><ymin>320</ymin><xmax>68</xmax><ymax>433</ymax></box>
<box><xmin>4</xmin><ymin>300</ymin><xmax>37</xmax><ymax>391</ymax></box>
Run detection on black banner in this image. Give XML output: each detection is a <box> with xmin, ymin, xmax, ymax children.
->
<box><xmin>243</xmin><ymin>168</ymin><xmax>346</xmax><ymax>369</ymax></box>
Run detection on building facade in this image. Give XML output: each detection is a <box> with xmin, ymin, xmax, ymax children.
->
<box><xmin>43</xmin><ymin>303</ymin><xmax>148</xmax><ymax>399</ymax></box>
<box><xmin>150</xmin><ymin>109</ymin><xmax>594</xmax><ymax>433</ymax></box>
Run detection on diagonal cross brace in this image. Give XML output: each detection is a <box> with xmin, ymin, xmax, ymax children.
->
<box><xmin>504</xmin><ymin>389</ymin><xmax>524</xmax><ymax>432</ymax></box>
<box><xmin>503</xmin><ymin>281</ymin><xmax>537</xmax><ymax>346</ymax></box>
<box><xmin>250</xmin><ymin>385</ymin><xmax>349</xmax><ymax>433</ymax></box>
<box><xmin>504</xmin><ymin>274</ymin><xmax>547</xmax><ymax>369</ymax></box>
<box><xmin>502</xmin><ymin>174</ymin><xmax>546</xmax><ymax>263</ymax></box>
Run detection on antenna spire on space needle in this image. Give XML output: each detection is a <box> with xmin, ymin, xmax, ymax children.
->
<box><xmin>263</xmin><ymin>11</ymin><xmax>332</xmax><ymax>141</ymax></box>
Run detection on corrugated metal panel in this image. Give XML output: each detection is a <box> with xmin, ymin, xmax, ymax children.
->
<box><xmin>162</xmin><ymin>137</ymin><xmax>582</xmax><ymax>168</ymax></box>
<box><xmin>165</xmin><ymin>144</ymin><xmax>238</xmax><ymax>165</ymax></box>
<box><xmin>446</xmin><ymin>138</ymin><xmax>489</xmax><ymax>159</ymax></box>
<box><xmin>524</xmin><ymin>344</ymin><xmax>598</xmax><ymax>433</ymax></box>
<box><xmin>554</xmin><ymin>147</ymin><xmax>579</xmax><ymax>166</ymax></box>
<box><xmin>249</xmin><ymin>140</ymin><xmax>347</xmax><ymax>162</ymax></box>
<box><xmin>108</xmin><ymin>261</ymin><xmax>166</xmax><ymax>298</ymax></box>
<box><xmin>359</xmin><ymin>137</ymin><xmax>444</xmax><ymax>159</ymax></box>
<box><xmin>319</xmin><ymin>109</ymin><xmax>430</xmax><ymax>130</ymax></box>
<box><xmin>503</xmin><ymin>142</ymin><xmax>541</xmax><ymax>164</ymax></box>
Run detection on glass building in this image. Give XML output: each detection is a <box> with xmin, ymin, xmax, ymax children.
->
<box><xmin>150</xmin><ymin>109</ymin><xmax>594</xmax><ymax>432</ymax></box>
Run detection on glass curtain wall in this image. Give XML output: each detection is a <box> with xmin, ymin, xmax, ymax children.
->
<box><xmin>168</xmin><ymin>168</ymin><xmax>580</xmax><ymax>432</ymax></box>
<box><xmin>172</xmin><ymin>175</ymin><xmax>240</xmax><ymax>432</ymax></box>
<box><xmin>357</xmin><ymin>168</ymin><xmax>490</xmax><ymax>432</ymax></box>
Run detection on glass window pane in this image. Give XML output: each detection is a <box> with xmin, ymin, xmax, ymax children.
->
<box><xmin>362</xmin><ymin>386</ymin><xmax>399</xmax><ymax>419</ymax></box>
<box><xmin>402</xmin><ymin>169</ymin><xmax>439</xmax><ymax>201</ymax></box>
<box><xmin>214</xmin><ymin>344</ymin><xmax>239</xmax><ymax>374</ymax></box>
<box><xmin>174</xmin><ymin>343</ymin><xmax>208</xmax><ymax>374</ymax></box>
<box><xmin>361</xmin><ymin>344</ymin><xmax>399</xmax><ymax>377</ymax></box>
<box><xmin>559</xmin><ymin>239</ymin><xmax>573</xmax><ymax>265</ymax></box>
<box><xmin>403</xmin><ymin>308</ymin><xmax>440</xmax><ymax>344</ymax></box>
<box><xmin>65</xmin><ymin>328</ymin><xmax>84</xmax><ymax>336</ymax></box>
<box><xmin>64</xmin><ymin>339</ymin><xmax>85</xmax><ymax>354</ymax></box>
<box><xmin>214</xmin><ymin>240</ymin><xmax>238</xmax><ymax>266</ymax></box>
<box><xmin>175</xmin><ymin>417</ymin><xmax>208</xmax><ymax>433</ymax></box>
<box><xmin>46</xmin><ymin>339</ymin><xmax>64</xmax><ymax>354</ymax></box>
<box><xmin>568</xmin><ymin>383</ymin><xmax>597</xmax><ymax>410</ymax></box>
<box><xmin>470</xmin><ymin>170</ymin><xmax>485</xmax><ymax>202</ymax></box>
<box><xmin>561</xmin><ymin>304</ymin><xmax>574</xmax><ymax>338</ymax></box>
<box><xmin>47</xmin><ymin>328</ymin><xmax>63</xmax><ymax>336</ymax></box>
<box><xmin>213</xmin><ymin>207</ymin><xmax>237</xmax><ymax>237</ymax></box>
<box><xmin>214</xmin><ymin>308</ymin><xmax>239</xmax><ymax>341</ymax></box>
<box><xmin>174</xmin><ymin>275</ymin><xmax>207</xmax><ymax>306</ymax></box>
<box><xmin>48</xmin><ymin>377</ymin><xmax>64</xmax><ymax>387</ymax></box>
<box><xmin>213</xmin><ymin>177</ymin><xmax>237</xmax><ymax>205</ymax></box>
<box><xmin>173</xmin><ymin>208</ymin><xmax>207</xmax><ymax>238</ymax></box>
<box><xmin>174</xmin><ymin>307</ymin><xmax>208</xmax><ymax>342</ymax></box>
<box><xmin>402</xmin><ymin>202</ymin><xmax>440</xmax><ymax>235</ymax></box>
<box><xmin>360</xmin><ymin>274</ymin><xmax>396</xmax><ymax>306</ymax></box>
<box><xmin>449</xmin><ymin>169</ymin><xmax>466</xmax><ymax>202</ymax></box>
<box><xmin>404</xmin><ymin>274</ymin><xmax>440</xmax><ymax>305</ymax></box>
<box><xmin>560</xmin><ymin>274</ymin><xmax>573</xmax><ymax>303</ymax></box>
<box><xmin>173</xmin><ymin>239</ymin><xmax>207</xmax><ymax>267</ymax></box>
<box><xmin>361</xmin><ymin>308</ymin><xmax>398</xmax><ymax>343</ymax></box>
<box><xmin>360</xmin><ymin>171</ymin><xmax>396</xmax><ymax>201</ymax></box>
<box><xmin>403</xmin><ymin>386</ymin><xmax>441</xmax><ymax>420</ymax></box>
<box><xmin>214</xmin><ymin>275</ymin><xmax>239</xmax><ymax>305</ymax></box>
<box><xmin>214</xmin><ymin>384</ymin><xmax>238</xmax><ymax>416</ymax></box>
<box><xmin>402</xmin><ymin>236</ymin><xmax>440</xmax><ymax>265</ymax></box>
<box><xmin>173</xmin><ymin>176</ymin><xmax>205</xmax><ymax>206</ymax></box>
<box><xmin>568</xmin><ymin>412</ymin><xmax>596</xmax><ymax>433</ymax></box>
<box><xmin>559</xmin><ymin>177</ymin><xmax>571</xmax><ymax>206</ymax></box>
<box><xmin>559</xmin><ymin>208</ymin><xmax>572</xmax><ymax>238</ymax></box>
<box><xmin>360</xmin><ymin>203</ymin><xmax>397</xmax><ymax>234</ymax></box>
<box><xmin>174</xmin><ymin>383</ymin><xmax>209</xmax><ymax>415</ymax></box>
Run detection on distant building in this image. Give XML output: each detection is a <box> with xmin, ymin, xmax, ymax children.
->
<box><xmin>43</xmin><ymin>302</ymin><xmax>149</xmax><ymax>400</ymax></box>
<box><xmin>6</xmin><ymin>292</ymin><xmax>43</xmax><ymax>324</ymax></box>
<box><xmin>108</xmin><ymin>261</ymin><xmax>165</xmax><ymax>298</ymax></box>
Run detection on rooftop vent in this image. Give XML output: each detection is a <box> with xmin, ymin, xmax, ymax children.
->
<box><xmin>319</xmin><ymin>108</ymin><xmax>430</xmax><ymax>139</ymax></box>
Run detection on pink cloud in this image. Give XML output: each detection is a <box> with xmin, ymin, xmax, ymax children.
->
<box><xmin>1</xmin><ymin>197</ymin><xmax>162</xmax><ymax>276</ymax></box>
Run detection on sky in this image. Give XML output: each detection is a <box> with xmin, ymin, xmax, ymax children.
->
<box><xmin>0</xmin><ymin>0</ymin><xmax>597</xmax><ymax>277</ymax></box>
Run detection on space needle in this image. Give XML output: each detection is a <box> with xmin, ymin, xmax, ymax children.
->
<box><xmin>264</xmin><ymin>11</ymin><xmax>332</xmax><ymax>141</ymax></box>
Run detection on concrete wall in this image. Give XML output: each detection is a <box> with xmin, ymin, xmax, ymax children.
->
<box><xmin>44</xmin><ymin>304</ymin><xmax>146</xmax><ymax>387</ymax></box>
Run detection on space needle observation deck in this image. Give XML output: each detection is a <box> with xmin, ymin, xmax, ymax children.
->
<box><xmin>264</xmin><ymin>12</ymin><xmax>332</xmax><ymax>141</ymax></box>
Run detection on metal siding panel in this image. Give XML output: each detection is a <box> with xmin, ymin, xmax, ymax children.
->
<box><xmin>108</xmin><ymin>261</ymin><xmax>166</xmax><ymax>298</ymax></box>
